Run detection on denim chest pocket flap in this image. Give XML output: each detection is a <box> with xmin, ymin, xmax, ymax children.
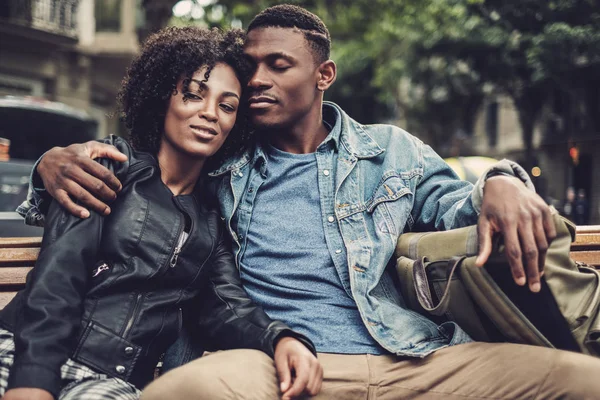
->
<box><xmin>366</xmin><ymin>174</ymin><xmax>413</xmax><ymax>235</ymax></box>
<box><xmin>366</xmin><ymin>174</ymin><xmax>412</xmax><ymax>212</ymax></box>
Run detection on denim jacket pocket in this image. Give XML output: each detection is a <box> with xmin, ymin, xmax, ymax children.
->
<box><xmin>366</xmin><ymin>174</ymin><xmax>412</xmax><ymax>235</ymax></box>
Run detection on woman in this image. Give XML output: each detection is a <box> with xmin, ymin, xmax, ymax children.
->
<box><xmin>0</xmin><ymin>26</ymin><xmax>315</xmax><ymax>400</ymax></box>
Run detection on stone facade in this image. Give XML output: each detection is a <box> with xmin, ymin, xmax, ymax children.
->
<box><xmin>0</xmin><ymin>0</ymin><xmax>141</xmax><ymax>138</ymax></box>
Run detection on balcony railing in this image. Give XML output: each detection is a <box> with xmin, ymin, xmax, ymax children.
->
<box><xmin>0</xmin><ymin>0</ymin><xmax>80</xmax><ymax>38</ymax></box>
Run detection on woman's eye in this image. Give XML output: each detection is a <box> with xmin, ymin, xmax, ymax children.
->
<box><xmin>220</xmin><ymin>104</ymin><xmax>237</xmax><ymax>112</ymax></box>
<box><xmin>183</xmin><ymin>92</ymin><xmax>201</xmax><ymax>100</ymax></box>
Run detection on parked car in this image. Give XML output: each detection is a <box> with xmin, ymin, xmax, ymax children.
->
<box><xmin>444</xmin><ymin>156</ymin><xmax>499</xmax><ymax>184</ymax></box>
<box><xmin>0</xmin><ymin>96</ymin><xmax>98</xmax><ymax>236</ymax></box>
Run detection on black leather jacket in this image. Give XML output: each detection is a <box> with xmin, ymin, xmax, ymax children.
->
<box><xmin>0</xmin><ymin>136</ymin><xmax>314</xmax><ymax>397</ymax></box>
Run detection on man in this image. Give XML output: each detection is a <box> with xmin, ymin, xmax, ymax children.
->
<box><xmin>22</xmin><ymin>5</ymin><xmax>600</xmax><ymax>400</ymax></box>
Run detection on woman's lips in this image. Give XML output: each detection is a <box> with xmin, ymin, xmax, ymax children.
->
<box><xmin>190</xmin><ymin>126</ymin><xmax>217</xmax><ymax>140</ymax></box>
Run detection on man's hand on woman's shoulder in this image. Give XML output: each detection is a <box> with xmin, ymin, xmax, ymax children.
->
<box><xmin>37</xmin><ymin>141</ymin><xmax>127</xmax><ymax>218</ymax></box>
<box><xmin>274</xmin><ymin>336</ymin><xmax>323</xmax><ymax>399</ymax></box>
<box><xmin>476</xmin><ymin>175</ymin><xmax>557</xmax><ymax>293</ymax></box>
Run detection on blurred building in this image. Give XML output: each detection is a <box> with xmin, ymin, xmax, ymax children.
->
<box><xmin>0</xmin><ymin>0</ymin><xmax>142</xmax><ymax>138</ymax></box>
<box><xmin>470</xmin><ymin>95</ymin><xmax>600</xmax><ymax>224</ymax></box>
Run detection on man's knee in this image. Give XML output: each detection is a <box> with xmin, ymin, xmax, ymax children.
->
<box><xmin>141</xmin><ymin>349</ymin><xmax>280</xmax><ymax>400</ymax></box>
<box><xmin>540</xmin><ymin>349</ymin><xmax>600</xmax><ymax>399</ymax></box>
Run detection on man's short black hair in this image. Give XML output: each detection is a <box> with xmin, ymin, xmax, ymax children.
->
<box><xmin>247</xmin><ymin>4</ymin><xmax>331</xmax><ymax>64</ymax></box>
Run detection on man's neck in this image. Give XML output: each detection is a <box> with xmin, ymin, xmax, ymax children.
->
<box><xmin>266</xmin><ymin>101</ymin><xmax>329</xmax><ymax>154</ymax></box>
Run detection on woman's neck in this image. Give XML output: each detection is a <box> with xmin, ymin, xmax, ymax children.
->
<box><xmin>156</xmin><ymin>144</ymin><xmax>205</xmax><ymax>196</ymax></box>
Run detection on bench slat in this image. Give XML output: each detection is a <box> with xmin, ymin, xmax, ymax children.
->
<box><xmin>0</xmin><ymin>248</ymin><xmax>40</xmax><ymax>266</ymax></box>
<box><xmin>0</xmin><ymin>292</ymin><xmax>17</xmax><ymax>310</ymax></box>
<box><xmin>0</xmin><ymin>225</ymin><xmax>598</xmax><ymax>311</ymax></box>
<box><xmin>0</xmin><ymin>267</ymin><xmax>32</xmax><ymax>285</ymax></box>
<box><xmin>570</xmin><ymin>251</ymin><xmax>600</xmax><ymax>268</ymax></box>
<box><xmin>0</xmin><ymin>237</ymin><xmax>42</xmax><ymax>249</ymax></box>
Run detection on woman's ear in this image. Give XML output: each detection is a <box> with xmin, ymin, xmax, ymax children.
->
<box><xmin>316</xmin><ymin>60</ymin><xmax>336</xmax><ymax>92</ymax></box>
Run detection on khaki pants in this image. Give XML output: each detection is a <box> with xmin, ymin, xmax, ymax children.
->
<box><xmin>141</xmin><ymin>342</ymin><xmax>600</xmax><ymax>399</ymax></box>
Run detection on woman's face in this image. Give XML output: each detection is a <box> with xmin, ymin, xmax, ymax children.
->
<box><xmin>162</xmin><ymin>62</ymin><xmax>242</xmax><ymax>161</ymax></box>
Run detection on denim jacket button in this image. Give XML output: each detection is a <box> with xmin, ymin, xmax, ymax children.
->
<box><xmin>115</xmin><ymin>365</ymin><xmax>126</xmax><ymax>374</ymax></box>
<box><xmin>323</xmin><ymin>169</ymin><xmax>330</xmax><ymax>176</ymax></box>
<box><xmin>124</xmin><ymin>346</ymin><xmax>134</xmax><ymax>356</ymax></box>
<box><xmin>327</xmin><ymin>216</ymin><xmax>335</xmax><ymax>223</ymax></box>
<box><xmin>335</xmin><ymin>249</ymin><xmax>342</xmax><ymax>254</ymax></box>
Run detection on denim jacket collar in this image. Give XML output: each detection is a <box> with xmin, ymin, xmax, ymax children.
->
<box><xmin>207</xmin><ymin>102</ymin><xmax>384</xmax><ymax>178</ymax></box>
<box><xmin>326</xmin><ymin>102</ymin><xmax>384</xmax><ymax>159</ymax></box>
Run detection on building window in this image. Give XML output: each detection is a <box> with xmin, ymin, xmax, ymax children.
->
<box><xmin>95</xmin><ymin>0</ymin><xmax>120</xmax><ymax>32</ymax></box>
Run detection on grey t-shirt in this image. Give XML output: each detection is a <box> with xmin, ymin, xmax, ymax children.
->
<box><xmin>239</xmin><ymin>144</ymin><xmax>384</xmax><ymax>354</ymax></box>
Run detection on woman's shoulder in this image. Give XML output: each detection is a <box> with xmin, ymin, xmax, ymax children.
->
<box><xmin>97</xmin><ymin>135</ymin><xmax>156</xmax><ymax>180</ymax></box>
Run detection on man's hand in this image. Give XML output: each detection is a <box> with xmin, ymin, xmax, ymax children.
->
<box><xmin>274</xmin><ymin>336</ymin><xmax>323</xmax><ymax>399</ymax></box>
<box><xmin>475</xmin><ymin>176</ymin><xmax>556</xmax><ymax>292</ymax></box>
<box><xmin>38</xmin><ymin>141</ymin><xmax>127</xmax><ymax>218</ymax></box>
<box><xmin>3</xmin><ymin>388</ymin><xmax>54</xmax><ymax>400</ymax></box>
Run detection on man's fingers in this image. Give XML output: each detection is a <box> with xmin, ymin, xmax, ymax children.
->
<box><xmin>85</xmin><ymin>141</ymin><xmax>128</xmax><ymax>162</ymax></box>
<box><xmin>476</xmin><ymin>218</ymin><xmax>493</xmax><ymax>267</ymax></box>
<box><xmin>54</xmin><ymin>190</ymin><xmax>90</xmax><ymax>219</ymax></box>
<box><xmin>78</xmin><ymin>158</ymin><xmax>121</xmax><ymax>197</ymax></box>
<box><xmin>531</xmin><ymin>209</ymin><xmax>549</xmax><ymax>275</ymax></box>
<box><xmin>517</xmin><ymin>212</ymin><xmax>541</xmax><ymax>292</ymax></box>
<box><xmin>63</xmin><ymin>180</ymin><xmax>111</xmax><ymax>216</ymax></box>
<box><xmin>541</xmin><ymin>205</ymin><xmax>557</xmax><ymax>246</ymax></box>
<box><xmin>275</xmin><ymin>355</ymin><xmax>291</xmax><ymax>394</ymax></box>
<box><xmin>503</xmin><ymin>227</ymin><xmax>526</xmax><ymax>287</ymax></box>
<box><xmin>283</xmin><ymin>360</ymin><xmax>310</xmax><ymax>399</ymax></box>
<box><xmin>539</xmin><ymin>206</ymin><xmax>556</xmax><ymax>276</ymax></box>
<box><xmin>307</xmin><ymin>361</ymin><xmax>323</xmax><ymax>395</ymax></box>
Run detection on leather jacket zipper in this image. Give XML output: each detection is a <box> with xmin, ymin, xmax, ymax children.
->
<box><xmin>123</xmin><ymin>292</ymin><xmax>144</xmax><ymax>338</ymax></box>
<box><xmin>170</xmin><ymin>229</ymin><xmax>186</xmax><ymax>268</ymax></box>
<box><xmin>92</xmin><ymin>262</ymin><xmax>110</xmax><ymax>277</ymax></box>
<box><xmin>177</xmin><ymin>307</ymin><xmax>183</xmax><ymax>334</ymax></box>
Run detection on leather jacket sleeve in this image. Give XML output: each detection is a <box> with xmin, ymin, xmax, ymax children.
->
<box><xmin>7</xmin><ymin>136</ymin><xmax>131</xmax><ymax>397</ymax></box>
<box><xmin>194</xmin><ymin>217</ymin><xmax>317</xmax><ymax>358</ymax></box>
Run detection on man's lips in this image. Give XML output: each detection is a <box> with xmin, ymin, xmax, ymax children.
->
<box><xmin>248</xmin><ymin>96</ymin><xmax>277</xmax><ymax>109</ymax></box>
<box><xmin>190</xmin><ymin>125</ymin><xmax>217</xmax><ymax>139</ymax></box>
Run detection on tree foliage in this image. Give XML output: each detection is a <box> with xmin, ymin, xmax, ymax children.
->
<box><xmin>149</xmin><ymin>0</ymin><xmax>600</xmax><ymax>157</ymax></box>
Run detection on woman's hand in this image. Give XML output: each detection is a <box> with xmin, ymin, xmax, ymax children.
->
<box><xmin>3</xmin><ymin>388</ymin><xmax>54</xmax><ymax>400</ymax></box>
<box><xmin>274</xmin><ymin>336</ymin><xmax>323</xmax><ymax>399</ymax></box>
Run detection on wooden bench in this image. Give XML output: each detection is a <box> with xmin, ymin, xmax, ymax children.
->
<box><xmin>1</xmin><ymin>227</ymin><xmax>599</xmax><ymax>310</ymax></box>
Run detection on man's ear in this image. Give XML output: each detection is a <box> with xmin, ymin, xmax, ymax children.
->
<box><xmin>316</xmin><ymin>60</ymin><xmax>336</xmax><ymax>92</ymax></box>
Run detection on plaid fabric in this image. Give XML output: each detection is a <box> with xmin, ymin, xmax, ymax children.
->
<box><xmin>0</xmin><ymin>328</ymin><xmax>140</xmax><ymax>399</ymax></box>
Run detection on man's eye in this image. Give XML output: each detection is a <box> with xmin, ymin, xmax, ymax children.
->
<box><xmin>271</xmin><ymin>64</ymin><xmax>290</xmax><ymax>71</ymax></box>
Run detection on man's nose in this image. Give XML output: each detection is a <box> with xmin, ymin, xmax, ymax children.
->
<box><xmin>248</xmin><ymin>65</ymin><xmax>271</xmax><ymax>89</ymax></box>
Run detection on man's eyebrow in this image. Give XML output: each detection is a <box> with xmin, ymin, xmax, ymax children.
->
<box><xmin>190</xmin><ymin>79</ymin><xmax>240</xmax><ymax>100</ymax></box>
<box><xmin>245</xmin><ymin>51</ymin><xmax>296</xmax><ymax>63</ymax></box>
<box><xmin>266</xmin><ymin>52</ymin><xmax>296</xmax><ymax>62</ymax></box>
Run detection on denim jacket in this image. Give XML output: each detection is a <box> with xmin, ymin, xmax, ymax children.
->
<box><xmin>20</xmin><ymin>102</ymin><xmax>533</xmax><ymax>357</ymax></box>
<box><xmin>204</xmin><ymin>102</ymin><xmax>534</xmax><ymax>357</ymax></box>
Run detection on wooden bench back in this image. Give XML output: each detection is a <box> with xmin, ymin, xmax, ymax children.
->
<box><xmin>1</xmin><ymin>226</ymin><xmax>600</xmax><ymax>310</ymax></box>
<box><xmin>0</xmin><ymin>237</ymin><xmax>39</xmax><ymax>309</ymax></box>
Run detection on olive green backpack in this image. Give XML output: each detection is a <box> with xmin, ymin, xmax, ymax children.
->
<box><xmin>395</xmin><ymin>211</ymin><xmax>600</xmax><ymax>356</ymax></box>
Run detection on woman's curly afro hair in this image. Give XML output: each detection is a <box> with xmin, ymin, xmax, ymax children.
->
<box><xmin>118</xmin><ymin>26</ymin><xmax>252</xmax><ymax>164</ymax></box>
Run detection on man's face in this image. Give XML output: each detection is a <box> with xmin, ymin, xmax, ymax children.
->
<box><xmin>244</xmin><ymin>27</ymin><xmax>321</xmax><ymax>130</ymax></box>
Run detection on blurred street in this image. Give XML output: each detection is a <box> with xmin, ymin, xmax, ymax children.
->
<box><xmin>1</xmin><ymin>0</ymin><xmax>599</xmax><ymax>232</ymax></box>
